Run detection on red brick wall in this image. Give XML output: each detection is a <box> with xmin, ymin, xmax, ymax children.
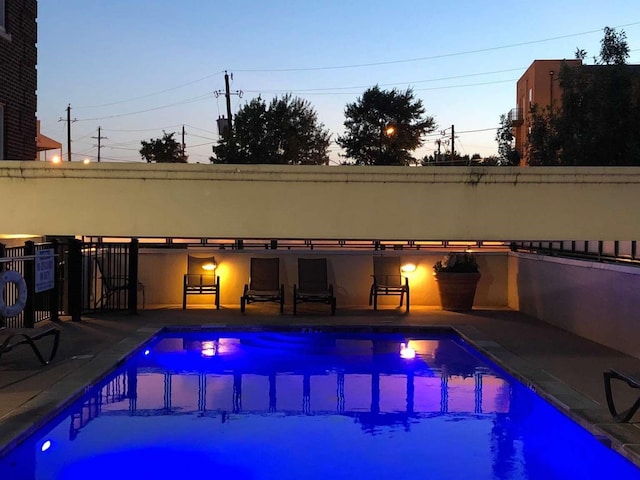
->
<box><xmin>0</xmin><ymin>0</ymin><xmax>37</xmax><ymax>160</ymax></box>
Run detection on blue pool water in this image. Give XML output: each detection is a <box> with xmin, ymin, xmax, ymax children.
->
<box><xmin>1</xmin><ymin>330</ymin><xmax>639</xmax><ymax>480</ymax></box>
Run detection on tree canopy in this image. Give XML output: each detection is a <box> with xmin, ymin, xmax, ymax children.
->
<box><xmin>210</xmin><ymin>94</ymin><xmax>331</xmax><ymax>165</ymax></box>
<box><xmin>526</xmin><ymin>27</ymin><xmax>640</xmax><ymax>166</ymax></box>
<box><xmin>139</xmin><ymin>131</ymin><xmax>187</xmax><ymax>163</ymax></box>
<box><xmin>337</xmin><ymin>86</ymin><xmax>436</xmax><ymax>166</ymax></box>
<box><xmin>495</xmin><ymin>114</ymin><xmax>520</xmax><ymax>166</ymax></box>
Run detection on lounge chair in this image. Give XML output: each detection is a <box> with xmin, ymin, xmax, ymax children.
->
<box><xmin>603</xmin><ymin>369</ymin><xmax>640</xmax><ymax>422</ymax></box>
<box><xmin>369</xmin><ymin>256</ymin><xmax>410</xmax><ymax>312</ymax></box>
<box><xmin>293</xmin><ymin>258</ymin><xmax>336</xmax><ymax>315</ymax></box>
<box><xmin>240</xmin><ymin>258</ymin><xmax>284</xmax><ymax>313</ymax></box>
<box><xmin>183</xmin><ymin>255</ymin><xmax>220</xmax><ymax>309</ymax></box>
<box><xmin>95</xmin><ymin>253</ymin><xmax>145</xmax><ymax>309</ymax></box>
<box><xmin>0</xmin><ymin>323</ymin><xmax>61</xmax><ymax>365</ymax></box>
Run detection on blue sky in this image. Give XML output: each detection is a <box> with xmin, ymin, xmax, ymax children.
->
<box><xmin>37</xmin><ymin>1</ymin><xmax>640</xmax><ymax>164</ymax></box>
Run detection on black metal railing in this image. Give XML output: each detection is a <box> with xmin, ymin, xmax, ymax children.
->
<box><xmin>510</xmin><ymin>241</ymin><xmax>640</xmax><ymax>267</ymax></box>
<box><xmin>0</xmin><ymin>240</ymin><xmax>62</xmax><ymax>328</ymax></box>
<box><xmin>65</xmin><ymin>239</ymin><xmax>140</xmax><ymax>318</ymax></box>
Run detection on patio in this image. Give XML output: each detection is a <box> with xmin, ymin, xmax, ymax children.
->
<box><xmin>3</xmin><ymin>305</ymin><xmax>640</xmax><ymax>466</ymax></box>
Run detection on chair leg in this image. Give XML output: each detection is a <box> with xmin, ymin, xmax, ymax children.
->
<box><xmin>280</xmin><ymin>285</ymin><xmax>285</xmax><ymax>314</ymax></box>
<box><xmin>0</xmin><ymin>328</ymin><xmax>60</xmax><ymax>365</ymax></box>
<box><xmin>215</xmin><ymin>278</ymin><xmax>221</xmax><ymax>310</ymax></box>
<box><xmin>293</xmin><ymin>286</ymin><xmax>297</xmax><ymax>315</ymax></box>
<box><xmin>373</xmin><ymin>291</ymin><xmax>378</xmax><ymax>310</ymax></box>
<box><xmin>182</xmin><ymin>289</ymin><xmax>187</xmax><ymax>310</ymax></box>
<box><xmin>604</xmin><ymin>370</ymin><xmax>640</xmax><ymax>422</ymax></box>
<box><xmin>331</xmin><ymin>298</ymin><xmax>336</xmax><ymax>316</ymax></box>
<box><xmin>406</xmin><ymin>288</ymin><xmax>410</xmax><ymax>313</ymax></box>
<box><xmin>240</xmin><ymin>296</ymin><xmax>246</xmax><ymax>313</ymax></box>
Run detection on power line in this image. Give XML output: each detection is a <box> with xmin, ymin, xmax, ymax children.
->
<box><xmin>102</xmin><ymin>124</ymin><xmax>184</xmax><ymax>133</ymax></box>
<box><xmin>76</xmin><ymin>93</ymin><xmax>212</xmax><ymax>122</ymax></box>
<box><xmin>244</xmin><ymin>79</ymin><xmax>516</xmax><ymax>96</ymax></box>
<box><xmin>74</xmin><ymin>71</ymin><xmax>225</xmax><ymax>109</ymax></box>
<box><xmin>231</xmin><ymin>22</ymin><xmax>640</xmax><ymax>72</ymax></box>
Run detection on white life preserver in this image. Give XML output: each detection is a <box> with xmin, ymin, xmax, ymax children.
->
<box><xmin>0</xmin><ymin>270</ymin><xmax>28</xmax><ymax>318</ymax></box>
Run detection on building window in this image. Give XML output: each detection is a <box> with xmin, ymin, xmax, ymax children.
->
<box><xmin>0</xmin><ymin>0</ymin><xmax>9</xmax><ymax>41</ymax></box>
<box><xmin>0</xmin><ymin>104</ymin><xmax>4</xmax><ymax>160</ymax></box>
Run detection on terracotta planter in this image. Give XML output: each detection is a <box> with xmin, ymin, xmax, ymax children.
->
<box><xmin>434</xmin><ymin>272</ymin><xmax>481</xmax><ymax>311</ymax></box>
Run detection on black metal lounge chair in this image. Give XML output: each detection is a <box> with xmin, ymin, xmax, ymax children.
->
<box><xmin>183</xmin><ymin>255</ymin><xmax>220</xmax><ymax>309</ymax></box>
<box><xmin>95</xmin><ymin>253</ymin><xmax>145</xmax><ymax>309</ymax></box>
<box><xmin>0</xmin><ymin>324</ymin><xmax>61</xmax><ymax>365</ymax></box>
<box><xmin>369</xmin><ymin>256</ymin><xmax>410</xmax><ymax>312</ymax></box>
<box><xmin>293</xmin><ymin>258</ymin><xmax>336</xmax><ymax>315</ymax></box>
<box><xmin>603</xmin><ymin>369</ymin><xmax>640</xmax><ymax>422</ymax></box>
<box><xmin>240</xmin><ymin>258</ymin><xmax>284</xmax><ymax>313</ymax></box>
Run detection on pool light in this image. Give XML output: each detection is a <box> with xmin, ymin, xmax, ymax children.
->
<box><xmin>41</xmin><ymin>440</ymin><xmax>52</xmax><ymax>452</ymax></box>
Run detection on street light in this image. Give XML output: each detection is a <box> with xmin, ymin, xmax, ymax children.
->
<box><xmin>378</xmin><ymin>121</ymin><xmax>396</xmax><ymax>164</ymax></box>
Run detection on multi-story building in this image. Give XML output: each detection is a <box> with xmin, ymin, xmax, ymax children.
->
<box><xmin>509</xmin><ymin>59</ymin><xmax>582</xmax><ymax>166</ymax></box>
<box><xmin>0</xmin><ymin>0</ymin><xmax>37</xmax><ymax>160</ymax></box>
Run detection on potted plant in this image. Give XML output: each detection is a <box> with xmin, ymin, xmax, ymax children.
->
<box><xmin>433</xmin><ymin>252</ymin><xmax>481</xmax><ymax>311</ymax></box>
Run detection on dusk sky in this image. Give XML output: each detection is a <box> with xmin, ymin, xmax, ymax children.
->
<box><xmin>37</xmin><ymin>1</ymin><xmax>640</xmax><ymax>164</ymax></box>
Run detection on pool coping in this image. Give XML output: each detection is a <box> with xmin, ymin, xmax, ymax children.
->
<box><xmin>2</xmin><ymin>322</ymin><xmax>640</xmax><ymax>468</ymax></box>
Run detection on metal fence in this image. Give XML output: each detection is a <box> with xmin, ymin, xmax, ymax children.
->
<box><xmin>0</xmin><ymin>240</ymin><xmax>62</xmax><ymax>328</ymax></box>
<box><xmin>510</xmin><ymin>241</ymin><xmax>640</xmax><ymax>266</ymax></box>
<box><xmin>66</xmin><ymin>239</ymin><xmax>140</xmax><ymax>317</ymax></box>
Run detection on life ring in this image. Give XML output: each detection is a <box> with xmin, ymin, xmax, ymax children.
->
<box><xmin>0</xmin><ymin>270</ymin><xmax>28</xmax><ymax>318</ymax></box>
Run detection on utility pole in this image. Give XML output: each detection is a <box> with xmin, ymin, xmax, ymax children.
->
<box><xmin>214</xmin><ymin>71</ymin><xmax>243</xmax><ymax>135</ymax></box>
<box><xmin>450</xmin><ymin>125</ymin><xmax>455</xmax><ymax>165</ymax></box>
<box><xmin>91</xmin><ymin>126</ymin><xmax>107</xmax><ymax>162</ymax></box>
<box><xmin>58</xmin><ymin>104</ymin><xmax>77</xmax><ymax>161</ymax></box>
<box><xmin>181</xmin><ymin>125</ymin><xmax>186</xmax><ymax>157</ymax></box>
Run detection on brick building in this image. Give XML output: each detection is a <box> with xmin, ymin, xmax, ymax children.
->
<box><xmin>509</xmin><ymin>59</ymin><xmax>582</xmax><ymax>166</ymax></box>
<box><xmin>0</xmin><ymin>0</ymin><xmax>37</xmax><ymax>160</ymax></box>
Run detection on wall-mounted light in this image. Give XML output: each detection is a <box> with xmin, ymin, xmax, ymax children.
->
<box><xmin>401</xmin><ymin>263</ymin><xmax>416</xmax><ymax>273</ymax></box>
<box><xmin>202</xmin><ymin>258</ymin><xmax>217</xmax><ymax>271</ymax></box>
<box><xmin>400</xmin><ymin>342</ymin><xmax>416</xmax><ymax>359</ymax></box>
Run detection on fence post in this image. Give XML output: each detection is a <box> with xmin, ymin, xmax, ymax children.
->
<box><xmin>23</xmin><ymin>241</ymin><xmax>36</xmax><ymax>328</ymax></box>
<box><xmin>68</xmin><ymin>239</ymin><xmax>82</xmax><ymax>322</ymax></box>
<box><xmin>0</xmin><ymin>243</ymin><xmax>4</xmax><ymax>326</ymax></box>
<box><xmin>50</xmin><ymin>239</ymin><xmax>60</xmax><ymax>322</ymax></box>
<box><xmin>128</xmin><ymin>238</ymin><xmax>139</xmax><ymax>315</ymax></box>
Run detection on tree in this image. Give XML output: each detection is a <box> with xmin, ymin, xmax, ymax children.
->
<box><xmin>211</xmin><ymin>94</ymin><xmax>331</xmax><ymax>165</ymax></box>
<box><xmin>139</xmin><ymin>131</ymin><xmax>187</xmax><ymax>163</ymax></box>
<box><xmin>337</xmin><ymin>86</ymin><xmax>436</xmax><ymax>165</ymax></box>
<box><xmin>598</xmin><ymin>26</ymin><xmax>629</xmax><ymax>65</ymax></box>
<box><xmin>495</xmin><ymin>114</ymin><xmax>520</xmax><ymax>166</ymax></box>
<box><xmin>526</xmin><ymin>27</ymin><xmax>640</xmax><ymax>166</ymax></box>
<box><xmin>526</xmin><ymin>105</ymin><xmax>561</xmax><ymax>166</ymax></box>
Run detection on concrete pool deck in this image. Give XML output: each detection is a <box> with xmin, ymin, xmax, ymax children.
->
<box><xmin>3</xmin><ymin>305</ymin><xmax>640</xmax><ymax>465</ymax></box>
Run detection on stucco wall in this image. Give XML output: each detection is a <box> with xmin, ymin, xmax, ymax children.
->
<box><xmin>509</xmin><ymin>252</ymin><xmax>640</xmax><ymax>359</ymax></box>
<box><xmin>2</xmin><ymin>162</ymin><xmax>640</xmax><ymax>241</ymax></box>
<box><xmin>139</xmin><ymin>250</ymin><xmax>509</xmax><ymax>309</ymax></box>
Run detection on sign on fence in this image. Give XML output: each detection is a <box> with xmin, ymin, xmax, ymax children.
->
<box><xmin>35</xmin><ymin>248</ymin><xmax>55</xmax><ymax>293</ymax></box>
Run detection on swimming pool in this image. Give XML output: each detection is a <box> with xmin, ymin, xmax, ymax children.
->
<box><xmin>1</xmin><ymin>329</ymin><xmax>639</xmax><ymax>479</ymax></box>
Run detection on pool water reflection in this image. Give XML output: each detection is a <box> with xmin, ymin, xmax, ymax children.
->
<box><xmin>1</xmin><ymin>331</ymin><xmax>639</xmax><ymax>479</ymax></box>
